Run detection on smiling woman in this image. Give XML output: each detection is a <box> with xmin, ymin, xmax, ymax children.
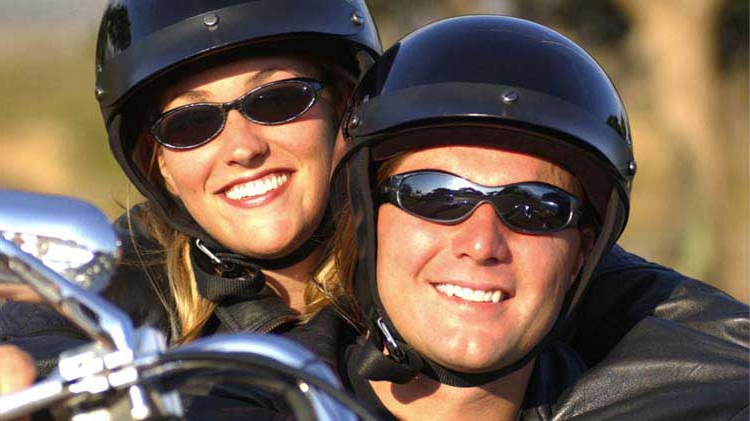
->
<box><xmin>91</xmin><ymin>0</ymin><xmax>380</xmax><ymax>345</ymax></box>
<box><xmin>0</xmin><ymin>0</ymin><xmax>381</xmax><ymax>405</ymax></box>
<box><xmin>139</xmin><ymin>55</ymin><xmax>345</xmax><ymax>339</ymax></box>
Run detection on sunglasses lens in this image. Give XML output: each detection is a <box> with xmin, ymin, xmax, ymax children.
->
<box><xmin>242</xmin><ymin>81</ymin><xmax>316</xmax><ymax>124</ymax></box>
<box><xmin>398</xmin><ymin>173</ymin><xmax>480</xmax><ymax>222</ymax></box>
<box><xmin>494</xmin><ymin>185</ymin><xmax>573</xmax><ymax>232</ymax></box>
<box><xmin>154</xmin><ymin>105</ymin><xmax>223</xmax><ymax>148</ymax></box>
<box><xmin>392</xmin><ymin>172</ymin><xmax>576</xmax><ymax>232</ymax></box>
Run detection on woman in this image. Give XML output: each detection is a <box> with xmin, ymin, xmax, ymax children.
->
<box><xmin>96</xmin><ymin>0</ymin><xmax>380</xmax><ymax>343</ymax></box>
<box><xmin>0</xmin><ymin>0</ymin><xmax>380</xmax><ymax>385</ymax></box>
<box><xmin>316</xmin><ymin>15</ymin><xmax>748</xmax><ymax>420</ymax></box>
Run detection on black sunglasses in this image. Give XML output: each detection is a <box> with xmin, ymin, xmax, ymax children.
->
<box><xmin>150</xmin><ymin>78</ymin><xmax>324</xmax><ymax>149</ymax></box>
<box><xmin>377</xmin><ymin>170</ymin><xmax>582</xmax><ymax>234</ymax></box>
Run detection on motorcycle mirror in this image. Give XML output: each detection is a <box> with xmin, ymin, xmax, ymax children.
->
<box><xmin>0</xmin><ymin>190</ymin><xmax>136</xmax><ymax>350</ymax></box>
<box><xmin>0</xmin><ymin>190</ymin><xmax>120</xmax><ymax>293</ymax></box>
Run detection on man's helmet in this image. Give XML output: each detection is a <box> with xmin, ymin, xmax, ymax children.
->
<box><xmin>96</xmin><ymin>0</ymin><xmax>381</xmax><ymax>242</ymax></box>
<box><xmin>334</xmin><ymin>15</ymin><xmax>636</xmax><ymax>386</ymax></box>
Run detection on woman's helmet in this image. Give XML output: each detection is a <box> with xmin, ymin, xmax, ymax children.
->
<box><xmin>334</xmin><ymin>15</ymin><xmax>636</xmax><ymax>386</ymax></box>
<box><xmin>96</xmin><ymin>0</ymin><xmax>381</xmax><ymax>242</ymax></box>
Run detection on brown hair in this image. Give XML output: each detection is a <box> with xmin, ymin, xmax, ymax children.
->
<box><xmin>128</xmin><ymin>55</ymin><xmax>355</xmax><ymax>343</ymax></box>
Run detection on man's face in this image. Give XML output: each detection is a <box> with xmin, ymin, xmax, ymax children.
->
<box><xmin>375</xmin><ymin>145</ymin><xmax>587</xmax><ymax>372</ymax></box>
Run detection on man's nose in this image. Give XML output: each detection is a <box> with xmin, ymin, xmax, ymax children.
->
<box><xmin>219</xmin><ymin>110</ymin><xmax>270</xmax><ymax>165</ymax></box>
<box><xmin>451</xmin><ymin>202</ymin><xmax>512</xmax><ymax>265</ymax></box>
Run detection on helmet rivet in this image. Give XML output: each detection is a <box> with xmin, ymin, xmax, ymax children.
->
<box><xmin>501</xmin><ymin>90</ymin><xmax>519</xmax><ymax>104</ymax></box>
<box><xmin>95</xmin><ymin>87</ymin><xmax>105</xmax><ymax>100</ymax></box>
<box><xmin>203</xmin><ymin>13</ymin><xmax>219</xmax><ymax>29</ymax></box>
<box><xmin>628</xmin><ymin>160</ymin><xmax>637</xmax><ymax>175</ymax></box>
<box><xmin>351</xmin><ymin>12</ymin><xmax>365</xmax><ymax>25</ymax></box>
<box><xmin>349</xmin><ymin>114</ymin><xmax>361</xmax><ymax>129</ymax></box>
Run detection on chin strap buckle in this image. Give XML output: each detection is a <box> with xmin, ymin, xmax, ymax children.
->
<box><xmin>195</xmin><ymin>239</ymin><xmax>222</xmax><ymax>265</ymax></box>
<box><xmin>376</xmin><ymin>317</ymin><xmax>406</xmax><ymax>363</ymax></box>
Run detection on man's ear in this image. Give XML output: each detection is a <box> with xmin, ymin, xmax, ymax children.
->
<box><xmin>571</xmin><ymin>226</ymin><xmax>596</xmax><ymax>285</ymax></box>
<box><xmin>157</xmin><ymin>149</ymin><xmax>178</xmax><ymax>196</ymax></box>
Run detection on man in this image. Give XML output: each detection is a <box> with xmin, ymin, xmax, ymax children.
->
<box><xmin>320</xmin><ymin>15</ymin><xmax>749</xmax><ymax>419</ymax></box>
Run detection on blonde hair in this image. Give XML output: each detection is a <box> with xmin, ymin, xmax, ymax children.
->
<box><xmin>318</xmin><ymin>155</ymin><xmax>408</xmax><ymax>331</ymax></box>
<box><xmin>126</xmin><ymin>57</ymin><xmax>355</xmax><ymax>343</ymax></box>
<box><xmin>128</xmin><ymin>204</ymin><xmax>215</xmax><ymax>344</ymax></box>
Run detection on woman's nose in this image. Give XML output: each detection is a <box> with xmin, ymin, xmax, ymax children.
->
<box><xmin>219</xmin><ymin>110</ymin><xmax>270</xmax><ymax>165</ymax></box>
<box><xmin>451</xmin><ymin>202</ymin><xmax>512</xmax><ymax>265</ymax></box>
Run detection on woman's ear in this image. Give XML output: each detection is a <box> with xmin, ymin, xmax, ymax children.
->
<box><xmin>157</xmin><ymin>149</ymin><xmax>179</xmax><ymax>196</ymax></box>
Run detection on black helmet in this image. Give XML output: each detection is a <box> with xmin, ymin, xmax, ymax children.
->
<box><xmin>334</xmin><ymin>15</ymin><xmax>636</xmax><ymax>386</ymax></box>
<box><xmin>96</xmin><ymin>0</ymin><xmax>381</xmax><ymax>242</ymax></box>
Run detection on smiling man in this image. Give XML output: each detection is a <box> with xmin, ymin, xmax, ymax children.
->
<box><xmin>320</xmin><ymin>15</ymin><xmax>749</xmax><ymax>420</ymax></box>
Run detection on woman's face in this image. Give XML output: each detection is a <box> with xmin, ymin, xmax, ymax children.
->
<box><xmin>376</xmin><ymin>145</ymin><xmax>588</xmax><ymax>373</ymax></box>
<box><xmin>157</xmin><ymin>57</ymin><xmax>338</xmax><ymax>257</ymax></box>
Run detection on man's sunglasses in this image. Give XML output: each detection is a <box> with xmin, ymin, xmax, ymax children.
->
<box><xmin>150</xmin><ymin>78</ymin><xmax>324</xmax><ymax>149</ymax></box>
<box><xmin>377</xmin><ymin>170</ymin><xmax>582</xmax><ymax>234</ymax></box>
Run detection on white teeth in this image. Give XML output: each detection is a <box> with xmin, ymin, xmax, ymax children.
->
<box><xmin>225</xmin><ymin>173</ymin><xmax>290</xmax><ymax>200</ymax></box>
<box><xmin>491</xmin><ymin>290</ymin><xmax>503</xmax><ymax>303</ymax></box>
<box><xmin>434</xmin><ymin>283</ymin><xmax>506</xmax><ymax>303</ymax></box>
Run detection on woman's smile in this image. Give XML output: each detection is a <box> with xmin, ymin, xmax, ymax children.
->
<box><xmin>220</xmin><ymin>170</ymin><xmax>293</xmax><ymax>207</ymax></box>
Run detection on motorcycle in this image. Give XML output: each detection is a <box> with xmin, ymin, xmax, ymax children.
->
<box><xmin>0</xmin><ymin>190</ymin><xmax>376</xmax><ymax>421</ymax></box>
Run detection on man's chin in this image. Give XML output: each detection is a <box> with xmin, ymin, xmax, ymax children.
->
<box><xmin>423</xmin><ymin>348</ymin><xmax>512</xmax><ymax>374</ymax></box>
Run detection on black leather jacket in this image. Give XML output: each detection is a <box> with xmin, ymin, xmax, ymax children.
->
<box><xmin>1</xmin><ymin>208</ymin><xmax>748</xmax><ymax>419</ymax></box>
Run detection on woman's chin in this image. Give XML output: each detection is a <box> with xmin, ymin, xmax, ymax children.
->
<box><xmin>233</xmin><ymin>244</ymin><xmax>297</xmax><ymax>260</ymax></box>
<box><xmin>231</xmin><ymin>234</ymin><xmax>312</xmax><ymax>260</ymax></box>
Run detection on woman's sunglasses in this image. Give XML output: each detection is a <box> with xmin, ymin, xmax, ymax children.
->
<box><xmin>150</xmin><ymin>78</ymin><xmax>324</xmax><ymax>149</ymax></box>
<box><xmin>377</xmin><ymin>170</ymin><xmax>582</xmax><ymax>234</ymax></box>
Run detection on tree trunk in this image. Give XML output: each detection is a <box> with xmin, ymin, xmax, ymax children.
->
<box><xmin>615</xmin><ymin>0</ymin><xmax>742</xmax><ymax>298</ymax></box>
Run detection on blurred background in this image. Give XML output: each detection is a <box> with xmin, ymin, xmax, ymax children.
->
<box><xmin>0</xmin><ymin>0</ymin><xmax>746</xmax><ymax>302</ymax></box>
